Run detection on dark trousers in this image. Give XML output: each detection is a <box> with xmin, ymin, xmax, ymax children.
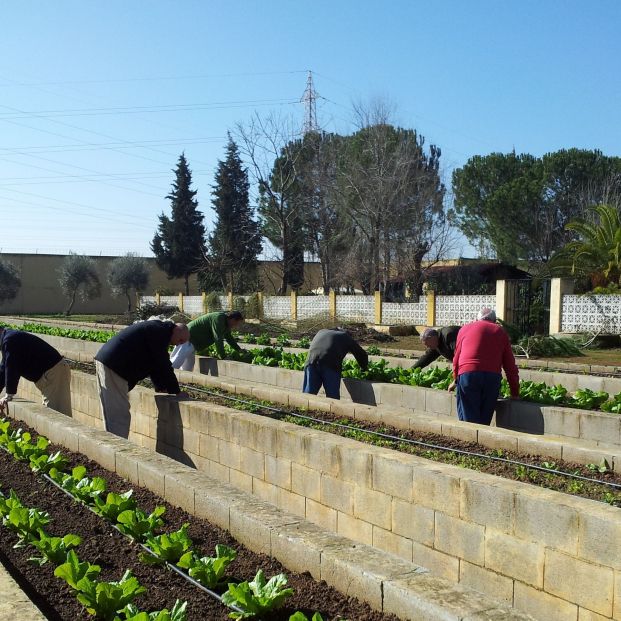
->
<box><xmin>303</xmin><ymin>363</ymin><xmax>342</xmax><ymax>399</ymax></box>
<box><xmin>456</xmin><ymin>371</ymin><xmax>502</xmax><ymax>425</ymax></box>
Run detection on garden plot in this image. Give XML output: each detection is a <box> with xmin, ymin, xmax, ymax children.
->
<box><xmin>12</xmin><ymin>373</ymin><xmax>621</xmax><ymax>621</ymax></box>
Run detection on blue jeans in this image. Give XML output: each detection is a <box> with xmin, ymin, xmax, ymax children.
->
<box><xmin>303</xmin><ymin>363</ymin><xmax>342</xmax><ymax>399</ymax></box>
<box><xmin>456</xmin><ymin>371</ymin><xmax>502</xmax><ymax>425</ymax></box>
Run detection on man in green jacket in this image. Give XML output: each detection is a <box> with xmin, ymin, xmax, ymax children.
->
<box><xmin>170</xmin><ymin>311</ymin><xmax>244</xmax><ymax>371</ymax></box>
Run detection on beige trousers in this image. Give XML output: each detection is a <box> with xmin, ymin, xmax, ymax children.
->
<box><xmin>94</xmin><ymin>361</ymin><xmax>130</xmax><ymax>437</ymax></box>
<box><xmin>34</xmin><ymin>359</ymin><xmax>72</xmax><ymax>416</ymax></box>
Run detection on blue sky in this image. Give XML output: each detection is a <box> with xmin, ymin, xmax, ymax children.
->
<box><xmin>1</xmin><ymin>0</ymin><xmax>619</xmax><ymax>257</ymax></box>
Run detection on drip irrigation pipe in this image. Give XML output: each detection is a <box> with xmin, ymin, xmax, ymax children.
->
<box><xmin>180</xmin><ymin>383</ymin><xmax>621</xmax><ymax>491</ymax></box>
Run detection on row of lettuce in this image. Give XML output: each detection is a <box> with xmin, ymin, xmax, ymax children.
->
<box><xmin>220</xmin><ymin>345</ymin><xmax>621</xmax><ymax>414</ymax></box>
<box><xmin>4</xmin><ymin>321</ymin><xmax>621</xmax><ymax>414</ymax></box>
<box><xmin>0</xmin><ymin>419</ymin><xmax>322</xmax><ymax>621</ymax></box>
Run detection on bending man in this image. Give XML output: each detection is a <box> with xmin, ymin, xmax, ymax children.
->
<box><xmin>0</xmin><ymin>326</ymin><xmax>72</xmax><ymax>416</ymax></box>
<box><xmin>94</xmin><ymin>320</ymin><xmax>189</xmax><ymax>437</ymax></box>
<box><xmin>412</xmin><ymin>326</ymin><xmax>460</xmax><ymax>369</ymax></box>
<box><xmin>170</xmin><ymin>311</ymin><xmax>244</xmax><ymax>371</ymax></box>
<box><xmin>303</xmin><ymin>328</ymin><xmax>369</xmax><ymax>400</ymax></box>
<box><xmin>451</xmin><ymin>308</ymin><xmax>519</xmax><ymax>425</ymax></box>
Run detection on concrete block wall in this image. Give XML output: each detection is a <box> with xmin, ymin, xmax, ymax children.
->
<box><xmin>17</xmin><ymin>370</ymin><xmax>621</xmax><ymax>621</ymax></box>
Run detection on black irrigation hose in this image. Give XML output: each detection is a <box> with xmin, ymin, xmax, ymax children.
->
<box><xmin>181</xmin><ymin>383</ymin><xmax>621</xmax><ymax>491</ymax></box>
<box><xmin>0</xmin><ymin>442</ymin><xmax>244</xmax><ymax>616</ymax></box>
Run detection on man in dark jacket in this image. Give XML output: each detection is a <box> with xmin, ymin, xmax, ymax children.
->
<box><xmin>94</xmin><ymin>320</ymin><xmax>189</xmax><ymax>437</ymax></box>
<box><xmin>303</xmin><ymin>328</ymin><xmax>369</xmax><ymax>399</ymax></box>
<box><xmin>412</xmin><ymin>326</ymin><xmax>460</xmax><ymax>370</ymax></box>
<box><xmin>0</xmin><ymin>327</ymin><xmax>72</xmax><ymax>415</ymax></box>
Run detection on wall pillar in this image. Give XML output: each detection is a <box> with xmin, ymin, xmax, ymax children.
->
<box><xmin>329</xmin><ymin>289</ymin><xmax>337</xmax><ymax>320</ymax></box>
<box><xmin>426</xmin><ymin>290</ymin><xmax>436</xmax><ymax>326</ymax></box>
<box><xmin>178</xmin><ymin>293</ymin><xmax>184</xmax><ymax>313</ymax></box>
<box><xmin>496</xmin><ymin>280</ymin><xmax>507</xmax><ymax>322</ymax></box>
<box><xmin>291</xmin><ymin>291</ymin><xmax>298</xmax><ymax>321</ymax></box>
<box><xmin>228</xmin><ymin>291</ymin><xmax>234</xmax><ymax>311</ymax></box>
<box><xmin>257</xmin><ymin>292</ymin><xmax>264</xmax><ymax>320</ymax></box>
<box><xmin>374</xmin><ymin>291</ymin><xmax>382</xmax><ymax>324</ymax></box>
<box><xmin>549</xmin><ymin>278</ymin><xmax>574</xmax><ymax>334</ymax></box>
<box><xmin>155</xmin><ymin>292</ymin><xmax>161</xmax><ymax>305</ymax></box>
<box><xmin>202</xmin><ymin>292</ymin><xmax>207</xmax><ymax>314</ymax></box>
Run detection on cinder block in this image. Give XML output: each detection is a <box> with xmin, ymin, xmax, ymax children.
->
<box><xmin>77</xmin><ymin>430</ymin><xmax>119</xmax><ymax>472</ymax></box>
<box><xmin>485</xmin><ymin>530</ymin><xmax>544</xmax><ymax>588</ymax></box>
<box><xmin>578</xmin><ymin>413</ymin><xmax>621</xmax><ymax>445</ymax></box>
<box><xmin>239</xmin><ymin>446</ymin><xmax>265</xmax><ymax>479</ymax></box>
<box><xmin>194</xmin><ymin>483</ymin><xmax>247</xmax><ymax>531</ymax></box>
<box><xmin>229</xmin><ymin>498</ymin><xmax>299</xmax><ymax>556</ymax></box>
<box><xmin>188</xmin><ymin>406</ymin><xmax>210</xmax><ymax>435</ymax></box>
<box><xmin>270</xmin><ymin>521</ymin><xmax>353</xmax><ymax>580</ymax></box>
<box><xmin>115</xmin><ymin>446</ymin><xmax>151</xmax><ymax>484</ymax></box>
<box><xmin>252</xmin><ymin>477</ymin><xmax>278</xmax><ymax>505</ymax></box>
<box><xmin>219</xmin><ymin>439</ymin><xmax>241</xmax><ymax>470</ymax></box>
<box><xmin>460</xmin><ymin>478</ymin><xmax>515</xmax><ymax>534</ymax></box>
<box><xmin>336</xmin><ymin>511</ymin><xmax>373</xmax><ymax>546</ymax></box>
<box><xmin>435</xmin><ymin>512</ymin><xmax>485</xmax><ymax>566</ymax></box>
<box><xmin>424</xmin><ymin>389</ymin><xmax>453</xmax><ymax>416</ymax></box>
<box><xmin>459</xmin><ymin>560</ymin><xmax>514</xmax><ymax>607</ymax></box>
<box><xmin>514</xmin><ymin>581</ymin><xmax>578</xmax><ymax>621</ymax></box>
<box><xmin>392</xmin><ymin>499</ymin><xmax>435</xmax><ymax>546</ymax></box>
<box><xmin>229</xmin><ymin>468</ymin><xmax>253</xmax><ymax>493</ymax></box>
<box><xmin>288</xmin><ymin>393</ymin><xmax>310</xmax><ymax>411</ymax></box>
<box><xmin>320</xmin><ymin>474</ymin><xmax>354</xmax><ymax>515</ymax></box>
<box><xmin>306</xmin><ymin>435</ymin><xmax>343</xmax><ymax>477</ymax></box>
<box><xmin>412</xmin><ymin>467</ymin><xmax>461</xmax><ymax>517</ymax></box>
<box><xmin>264</xmin><ymin>455</ymin><xmax>292</xmax><ymax>489</ymax></box>
<box><xmin>577</xmin><ymin>608</ymin><xmax>610</xmax><ymax>621</ymax></box>
<box><xmin>321</xmin><ymin>544</ymin><xmax>424</xmax><ymax>611</ymax></box>
<box><xmin>291</xmin><ymin>463</ymin><xmax>321</xmax><ymax>501</ymax></box>
<box><xmin>407</xmin><ymin>414</ymin><xmax>443</xmax><ymax>436</ymax></box>
<box><xmin>353</xmin><ymin>403</ymin><xmax>384</xmax><ymax>424</ymax></box>
<box><xmin>517</xmin><ymin>435</ymin><xmax>563</xmax><ymax>460</ymax></box>
<box><xmin>338</xmin><ymin>443</ymin><xmax>374</xmax><ymax>487</ymax></box>
<box><xmin>275</xmin><ymin>425</ymin><xmax>311</xmax><ymax>463</ymax></box>
<box><xmin>544</xmin><ymin>549</ymin><xmax>613</xmax><ymax>616</ymax></box>
<box><xmin>372</xmin><ymin>452</ymin><xmax>413</xmax><ymax>501</ymax></box>
<box><xmin>441</xmin><ymin>421</ymin><xmax>479</xmax><ymax>443</ymax></box>
<box><xmin>207</xmin><ymin>460</ymin><xmax>230</xmax><ymax>483</ymax></box>
<box><xmin>463</xmin><ymin>608</ymin><xmax>550</xmax><ymax>621</ymax></box>
<box><xmin>164</xmin><ymin>469</ymin><xmax>206</xmax><ymax>512</ymax></box>
<box><xmin>383</xmin><ymin>572</ymin><xmax>498</xmax><ymax>621</ymax></box>
<box><xmin>614</xmin><ymin>571</ymin><xmax>621</xmax><ymax>620</ymax></box>
<box><xmin>198</xmin><ymin>434</ymin><xmax>219</xmax><ymax>462</ymax></box>
<box><xmin>562</xmin><ymin>443</ymin><xmax>618</xmax><ymax>467</ymax></box>
<box><xmin>542</xmin><ymin>407</ymin><xmax>580</xmax><ymax>439</ymax></box>
<box><xmin>372</xmin><ymin>525</ymin><xmax>412</xmax><ymax>561</ymax></box>
<box><xmin>305</xmin><ymin>499</ymin><xmax>337</xmax><ymax>531</ymax></box>
<box><xmin>514</xmin><ymin>488</ymin><xmax>579</xmax><ymax>556</ymax></box>
<box><xmin>411</xmin><ymin>541</ymin><xmax>459</xmax><ymax>582</ymax></box>
<box><xmin>277</xmin><ymin>488</ymin><xmax>306</xmax><ymax>517</ymax></box>
<box><xmin>354</xmin><ymin>486</ymin><xmax>392</xmax><ymax>530</ymax></box>
<box><xmin>137</xmin><ymin>455</ymin><xmax>177</xmax><ymax>497</ymax></box>
<box><xmin>477</xmin><ymin>428</ymin><xmax>519</xmax><ymax>452</ymax></box>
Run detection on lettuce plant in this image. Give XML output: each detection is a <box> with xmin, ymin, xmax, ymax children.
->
<box><xmin>177</xmin><ymin>544</ymin><xmax>237</xmax><ymax>588</ymax></box>
<box><xmin>141</xmin><ymin>524</ymin><xmax>193</xmax><ymax>565</ymax></box>
<box><xmin>116</xmin><ymin>506</ymin><xmax>165</xmax><ymax>541</ymax></box>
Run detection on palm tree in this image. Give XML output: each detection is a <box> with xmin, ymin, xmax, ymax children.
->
<box><xmin>550</xmin><ymin>204</ymin><xmax>621</xmax><ymax>286</ymax></box>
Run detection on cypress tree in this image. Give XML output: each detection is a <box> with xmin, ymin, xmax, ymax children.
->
<box><xmin>206</xmin><ymin>137</ymin><xmax>262</xmax><ymax>292</ymax></box>
<box><xmin>151</xmin><ymin>153</ymin><xmax>205</xmax><ymax>294</ymax></box>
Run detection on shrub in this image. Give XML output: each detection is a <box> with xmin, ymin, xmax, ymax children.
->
<box><xmin>205</xmin><ymin>292</ymin><xmax>222</xmax><ymax>312</ymax></box>
<box><xmin>245</xmin><ymin>293</ymin><xmax>262</xmax><ymax>319</ymax></box>
<box><xmin>233</xmin><ymin>296</ymin><xmax>247</xmax><ymax>313</ymax></box>
<box><xmin>133</xmin><ymin>303</ymin><xmax>179</xmax><ymax>321</ymax></box>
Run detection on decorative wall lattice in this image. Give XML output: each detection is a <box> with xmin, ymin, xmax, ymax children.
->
<box><xmin>435</xmin><ymin>295</ymin><xmax>496</xmax><ymax>326</ymax></box>
<box><xmin>183</xmin><ymin>297</ymin><xmax>203</xmax><ymax>316</ymax></box>
<box><xmin>382</xmin><ymin>300</ymin><xmax>427</xmax><ymax>325</ymax></box>
<box><xmin>263</xmin><ymin>296</ymin><xmax>290</xmax><ymax>319</ymax></box>
<box><xmin>561</xmin><ymin>294</ymin><xmax>621</xmax><ymax>334</ymax></box>
<box><xmin>218</xmin><ymin>295</ymin><xmax>230</xmax><ymax>311</ymax></box>
<box><xmin>158</xmin><ymin>296</ymin><xmax>179</xmax><ymax>308</ymax></box>
<box><xmin>297</xmin><ymin>296</ymin><xmax>330</xmax><ymax>319</ymax></box>
<box><xmin>335</xmin><ymin>296</ymin><xmax>375</xmax><ymax>322</ymax></box>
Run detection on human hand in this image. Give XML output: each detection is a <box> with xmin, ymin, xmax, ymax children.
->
<box><xmin>448</xmin><ymin>381</ymin><xmax>456</xmax><ymax>392</ymax></box>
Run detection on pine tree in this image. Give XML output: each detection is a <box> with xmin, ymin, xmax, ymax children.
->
<box><xmin>206</xmin><ymin>137</ymin><xmax>262</xmax><ymax>293</ymax></box>
<box><xmin>151</xmin><ymin>153</ymin><xmax>206</xmax><ymax>294</ymax></box>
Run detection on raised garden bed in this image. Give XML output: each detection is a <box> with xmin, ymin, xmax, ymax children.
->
<box><xmin>0</xmin><ymin>416</ymin><xmax>399</xmax><ymax>621</ymax></box>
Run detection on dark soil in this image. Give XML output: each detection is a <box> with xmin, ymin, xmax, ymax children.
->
<box><xmin>0</xmin><ymin>418</ymin><xmax>399</xmax><ymax>621</ymax></box>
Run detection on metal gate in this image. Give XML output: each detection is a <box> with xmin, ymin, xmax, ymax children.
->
<box><xmin>505</xmin><ymin>279</ymin><xmax>551</xmax><ymax>336</ymax></box>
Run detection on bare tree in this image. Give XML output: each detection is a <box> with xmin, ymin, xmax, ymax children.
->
<box><xmin>338</xmin><ymin>102</ymin><xmax>446</xmax><ymax>293</ymax></box>
<box><xmin>235</xmin><ymin>113</ymin><xmax>306</xmax><ymax>294</ymax></box>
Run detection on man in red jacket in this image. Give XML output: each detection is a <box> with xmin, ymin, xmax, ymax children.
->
<box><xmin>450</xmin><ymin>308</ymin><xmax>519</xmax><ymax>425</ymax></box>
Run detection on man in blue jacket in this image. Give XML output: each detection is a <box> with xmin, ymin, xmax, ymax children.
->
<box><xmin>94</xmin><ymin>320</ymin><xmax>189</xmax><ymax>437</ymax></box>
<box><xmin>0</xmin><ymin>327</ymin><xmax>72</xmax><ymax>415</ymax></box>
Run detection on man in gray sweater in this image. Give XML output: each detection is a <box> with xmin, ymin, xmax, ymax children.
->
<box><xmin>303</xmin><ymin>328</ymin><xmax>369</xmax><ymax>399</ymax></box>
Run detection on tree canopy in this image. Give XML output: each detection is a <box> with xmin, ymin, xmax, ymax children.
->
<box><xmin>57</xmin><ymin>253</ymin><xmax>101</xmax><ymax>315</ymax></box>
<box><xmin>0</xmin><ymin>259</ymin><xmax>21</xmax><ymax>305</ymax></box>
<box><xmin>107</xmin><ymin>253</ymin><xmax>150</xmax><ymax>312</ymax></box>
